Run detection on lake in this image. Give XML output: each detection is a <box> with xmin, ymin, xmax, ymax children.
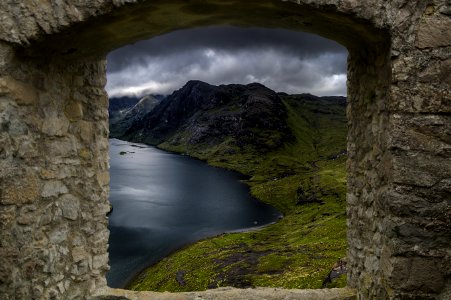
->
<box><xmin>107</xmin><ymin>139</ymin><xmax>281</xmax><ymax>288</ymax></box>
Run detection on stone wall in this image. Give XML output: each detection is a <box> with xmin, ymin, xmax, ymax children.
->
<box><xmin>0</xmin><ymin>44</ymin><xmax>111</xmax><ymax>299</ymax></box>
<box><xmin>0</xmin><ymin>0</ymin><xmax>449</xmax><ymax>299</ymax></box>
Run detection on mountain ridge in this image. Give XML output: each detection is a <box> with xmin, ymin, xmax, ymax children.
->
<box><xmin>110</xmin><ymin>81</ymin><xmax>346</xmax><ymax>156</ymax></box>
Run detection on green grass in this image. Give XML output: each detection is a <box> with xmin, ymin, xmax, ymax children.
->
<box><xmin>128</xmin><ymin>96</ymin><xmax>348</xmax><ymax>291</ymax></box>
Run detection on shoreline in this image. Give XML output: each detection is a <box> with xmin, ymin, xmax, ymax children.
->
<box><xmin>123</xmin><ymin>216</ymin><xmax>284</xmax><ymax>289</ymax></box>
<box><xmin>109</xmin><ymin>138</ymin><xmax>284</xmax><ymax>289</ymax></box>
<box><xmin>110</xmin><ymin>137</ymin><xmax>252</xmax><ymax>180</ymax></box>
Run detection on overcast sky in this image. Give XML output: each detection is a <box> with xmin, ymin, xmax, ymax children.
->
<box><xmin>106</xmin><ymin>26</ymin><xmax>348</xmax><ymax>98</ymax></box>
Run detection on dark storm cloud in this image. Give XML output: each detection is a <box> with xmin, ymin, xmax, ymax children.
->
<box><xmin>106</xmin><ymin>26</ymin><xmax>348</xmax><ymax>97</ymax></box>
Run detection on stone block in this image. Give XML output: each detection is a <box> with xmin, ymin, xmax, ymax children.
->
<box><xmin>42</xmin><ymin>116</ymin><xmax>70</xmax><ymax>137</ymax></box>
<box><xmin>380</xmin><ymin>188</ymin><xmax>449</xmax><ymax>221</ymax></box>
<box><xmin>48</xmin><ymin>224</ymin><xmax>68</xmax><ymax>244</ymax></box>
<box><xmin>17</xmin><ymin>138</ymin><xmax>39</xmax><ymax>159</ymax></box>
<box><xmin>1</xmin><ymin>170</ymin><xmax>40</xmax><ymax>205</ymax></box>
<box><xmin>41</xmin><ymin>180</ymin><xmax>68</xmax><ymax>198</ymax></box>
<box><xmin>17</xmin><ymin>205</ymin><xmax>37</xmax><ymax>225</ymax></box>
<box><xmin>46</xmin><ymin>138</ymin><xmax>77</xmax><ymax>158</ymax></box>
<box><xmin>96</xmin><ymin>171</ymin><xmax>110</xmax><ymax>187</ymax></box>
<box><xmin>59</xmin><ymin>194</ymin><xmax>80</xmax><ymax>221</ymax></box>
<box><xmin>89</xmin><ymin>228</ymin><xmax>109</xmax><ymax>249</ymax></box>
<box><xmin>79</xmin><ymin>121</ymin><xmax>94</xmax><ymax>144</ymax></box>
<box><xmin>39</xmin><ymin>209</ymin><xmax>53</xmax><ymax>226</ymax></box>
<box><xmin>79</xmin><ymin>148</ymin><xmax>92</xmax><ymax>160</ymax></box>
<box><xmin>65</xmin><ymin>102</ymin><xmax>84</xmax><ymax>121</ymax></box>
<box><xmin>389</xmin><ymin>126</ymin><xmax>451</xmax><ymax>157</ymax></box>
<box><xmin>72</xmin><ymin>247</ymin><xmax>88</xmax><ymax>263</ymax></box>
<box><xmin>416</xmin><ymin>17</ymin><xmax>451</xmax><ymax>48</ymax></box>
<box><xmin>389</xmin><ymin>85</ymin><xmax>451</xmax><ymax>113</ymax></box>
<box><xmin>393</xmin><ymin>221</ymin><xmax>450</xmax><ymax>249</ymax></box>
<box><xmin>72</xmin><ymin>259</ymin><xmax>90</xmax><ymax>277</ymax></box>
<box><xmin>92</xmin><ymin>254</ymin><xmax>109</xmax><ymax>270</ymax></box>
<box><xmin>390</xmin><ymin>257</ymin><xmax>445</xmax><ymax>293</ymax></box>
<box><xmin>0</xmin><ymin>76</ymin><xmax>38</xmax><ymax>106</ymax></box>
<box><xmin>40</xmin><ymin>165</ymin><xmax>78</xmax><ymax>180</ymax></box>
<box><xmin>418</xmin><ymin>59</ymin><xmax>451</xmax><ymax>85</ymax></box>
<box><xmin>392</xmin><ymin>151</ymin><xmax>451</xmax><ymax>187</ymax></box>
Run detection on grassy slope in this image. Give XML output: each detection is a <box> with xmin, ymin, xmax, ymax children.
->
<box><xmin>128</xmin><ymin>96</ymin><xmax>348</xmax><ymax>291</ymax></box>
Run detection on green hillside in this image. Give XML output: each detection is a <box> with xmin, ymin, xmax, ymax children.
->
<box><xmin>127</xmin><ymin>93</ymin><xmax>348</xmax><ymax>292</ymax></box>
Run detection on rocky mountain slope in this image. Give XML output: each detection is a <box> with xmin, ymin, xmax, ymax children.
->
<box><xmin>119</xmin><ymin>80</ymin><xmax>292</xmax><ymax>153</ymax></box>
<box><xmin>109</xmin><ymin>96</ymin><xmax>140</xmax><ymax>121</ymax></box>
<box><xmin>109</xmin><ymin>94</ymin><xmax>164</xmax><ymax>137</ymax></box>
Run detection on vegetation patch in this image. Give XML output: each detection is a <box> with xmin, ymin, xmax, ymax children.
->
<box><xmin>128</xmin><ymin>95</ymin><xmax>348</xmax><ymax>291</ymax></box>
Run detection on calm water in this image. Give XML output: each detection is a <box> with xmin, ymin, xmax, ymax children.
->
<box><xmin>107</xmin><ymin>139</ymin><xmax>281</xmax><ymax>288</ymax></box>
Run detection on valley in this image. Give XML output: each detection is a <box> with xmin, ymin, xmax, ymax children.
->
<box><xmin>108</xmin><ymin>81</ymin><xmax>348</xmax><ymax>291</ymax></box>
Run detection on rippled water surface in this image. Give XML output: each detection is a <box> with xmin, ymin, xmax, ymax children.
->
<box><xmin>107</xmin><ymin>139</ymin><xmax>281</xmax><ymax>288</ymax></box>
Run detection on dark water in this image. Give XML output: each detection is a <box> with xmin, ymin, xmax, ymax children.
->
<box><xmin>107</xmin><ymin>139</ymin><xmax>281</xmax><ymax>288</ymax></box>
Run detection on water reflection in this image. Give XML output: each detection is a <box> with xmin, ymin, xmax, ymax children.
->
<box><xmin>107</xmin><ymin>139</ymin><xmax>281</xmax><ymax>288</ymax></box>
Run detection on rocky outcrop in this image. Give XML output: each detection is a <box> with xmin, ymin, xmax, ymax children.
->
<box><xmin>121</xmin><ymin>81</ymin><xmax>291</xmax><ymax>152</ymax></box>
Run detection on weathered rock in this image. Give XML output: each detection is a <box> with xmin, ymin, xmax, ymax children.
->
<box><xmin>96</xmin><ymin>172</ymin><xmax>110</xmax><ymax>187</ymax></box>
<box><xmin>59</xmin><ymin>194</ymin><xmax>80</xmax><ymax>221</ymax></box>
<box><xmin>1</xmin><ymin>170</ymin><xmax>40</xmax><ymax>205</ymax></box>
<box><xmin>41</xmin><ymin>181</ymin><xmax>68</xmax><ymax>198</ymax></box>
<box><xmin>416</xmin><ymin>17</ymin><xmax>451</xmax><ymax>49</ymax></box>
<box><xmin>17</xmin><ymin>138</ymin><xmax>39</xmax><ymax>159</ymax></box>
<box><xmin>0</xmin><ymin>76</ymin><xmax>38</xmax><ymax>105</ymax></box>
<box><xmin>17</xmin><ymin>205</ymin><xmax>37</xmax><ymax>225</ymax></box>
<box><xmin>72</xmin><ymin>247</ymin><xmax>88</xmax><ymax>263</ymax></box>
<box><xmin>48</xmin><ymin>224</ymin><xmax>69</xmax><ymax>244</ymax></box>
<box><xmin>390</xmin><ymin>257</ymin><xmax>445</xmax><ymax>294</ymax></box>
<box><xmin>65</xmin><ymin>102</ymin><xmax>84</xmax><ymax>121</ymax></box>
<box><xmin>121</xmin><ymin>81</ymin><xmax>292</xmax><ymax>152</ymax></box>
<box><xmin>42</xmin><ymin>116</ymin><xmax>70</xmax><ymax>137</ymax></box>
<box><xmin>92</xmin><ymin>254</ymin><xmax>109</xmax><ymax>270</ymax></box>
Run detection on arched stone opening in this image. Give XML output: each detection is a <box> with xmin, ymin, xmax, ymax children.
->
<box><xmin>0</xmin><ymin>1</ymin><xmax>449</xmax><ymax>299</ymax></box>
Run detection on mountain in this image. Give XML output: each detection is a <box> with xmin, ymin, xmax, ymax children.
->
<box><xmin>120</xmin><ymin>80</ymin><xmax>292</xmax><ymax>153</ymax></box>
<box><xmin>109</xmin><ymin>96</ymin><xmax>140</xmax><ymax>122</ymax></box>
<box><xmin>109</xmin><ymin>94</ymin><xmax>164</xmax><ymax>137</ymax></box>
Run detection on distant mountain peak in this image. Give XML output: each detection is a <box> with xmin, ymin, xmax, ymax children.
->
<box><xmin>185</xmin><ymin>79</ymin><xmax>211</xmax><ymax>85</ymax></box>
<box><xmin>109</xmin><ymin>94</ymin><xmax>163</xmax><ymax>137</ymax></box>
<box><xmin>181</xmin><ymin>80</ymin><xmax>214</xmax><ymax>90</ymax></box>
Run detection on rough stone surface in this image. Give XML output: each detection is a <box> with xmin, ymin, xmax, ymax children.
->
<box><xmin>91</xmin><ymin>287</ymin><xmax>357</xmax><ymax>300</ymax></box>
<box><xmin>0</xmin><ymin>1</ymin><xmax>449</xmax><ymax>299</ymax></box>
<box><xmin>0</xmin><ymin>42</ymin><xmax>110</xmax><ymax>299</ymax></box>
